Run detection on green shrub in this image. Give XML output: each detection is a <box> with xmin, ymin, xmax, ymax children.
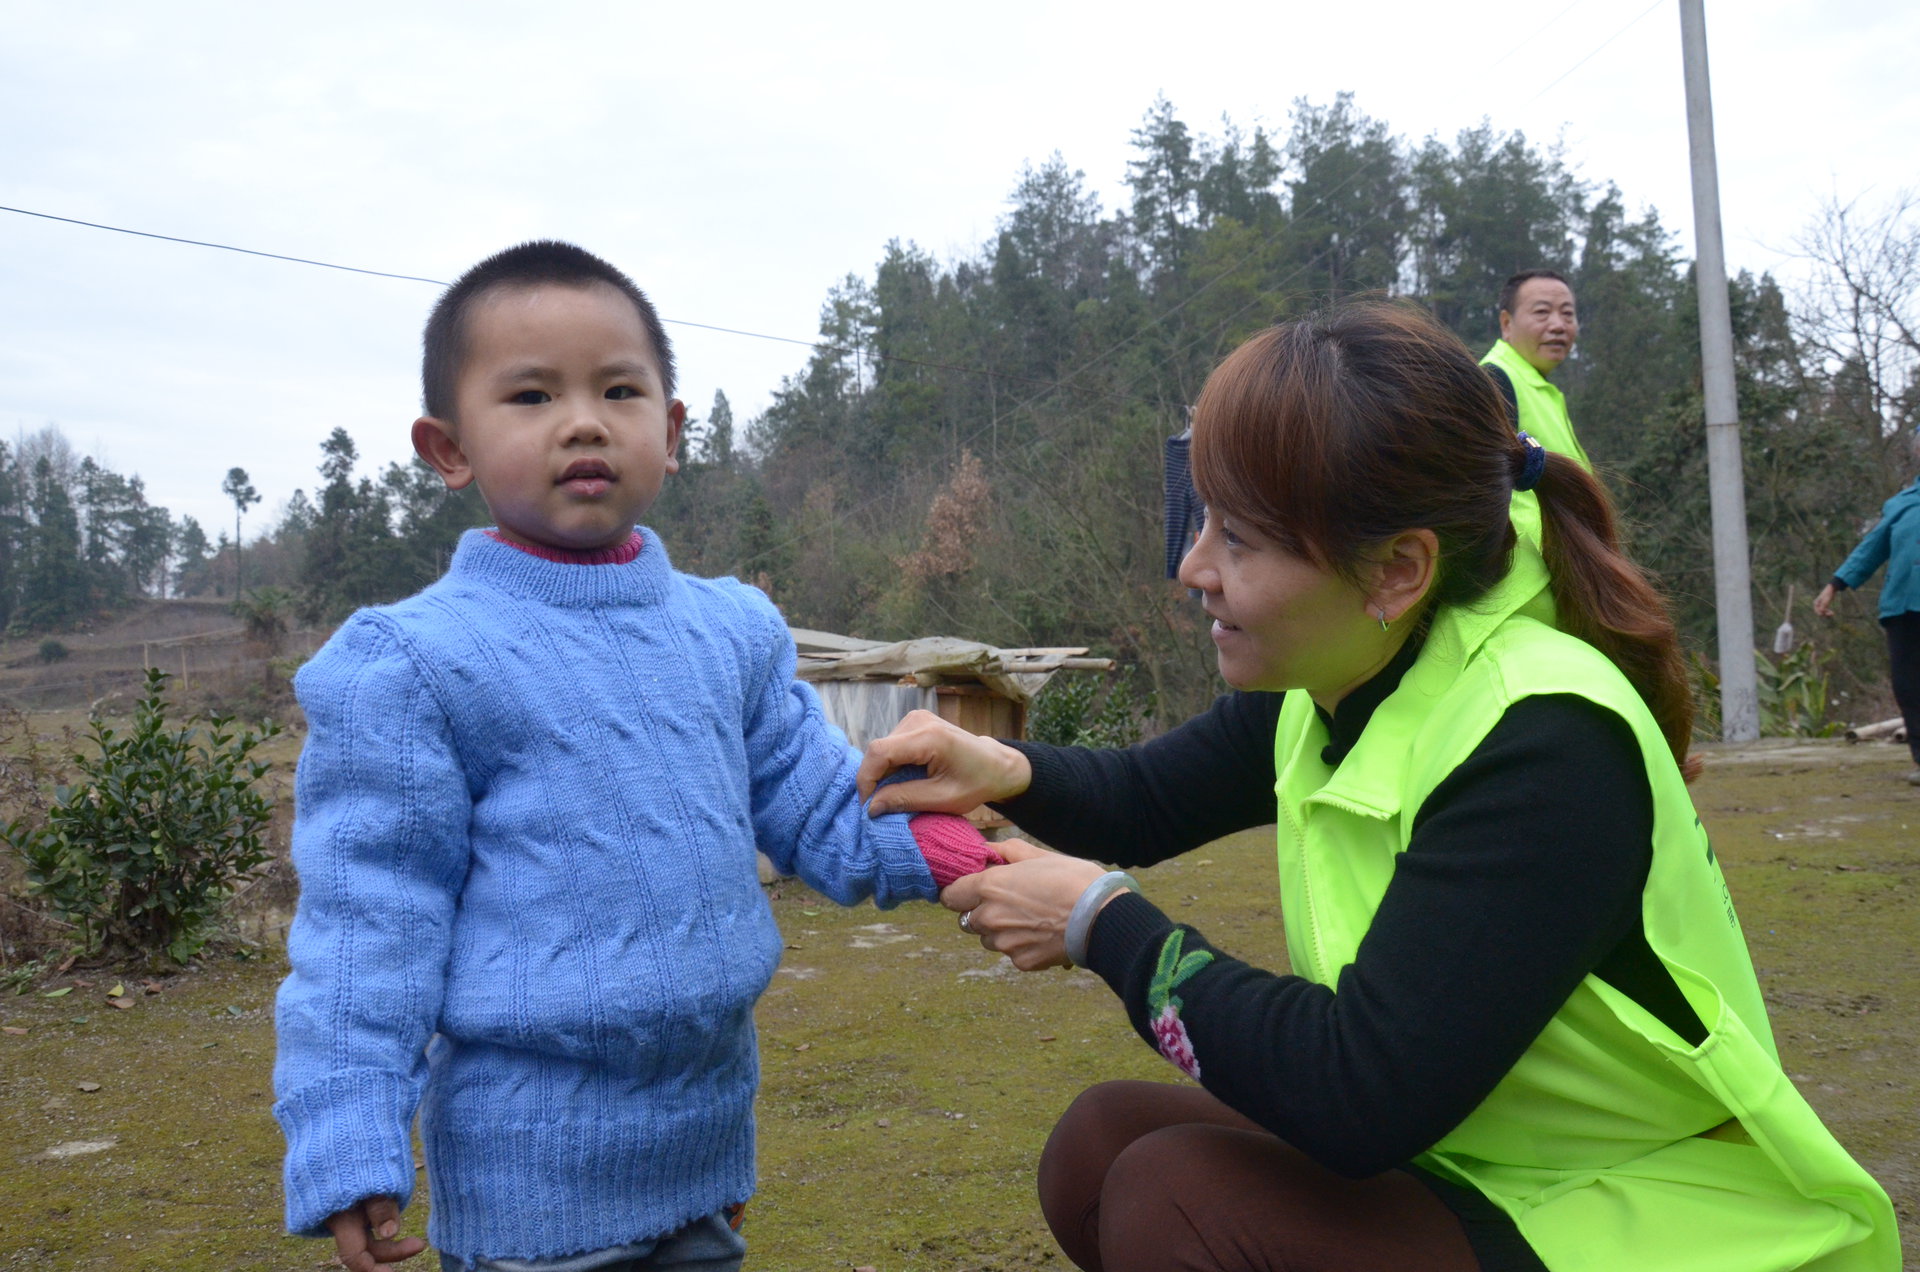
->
<box><xmin>232</xmin><ymin>587</ymin><xmax>295</xmax><ymax>648</ymax></box>
<box><xmin>36</xmin><ymin>639</ymin><xmax>68</xmax><ymax>665</ymax></box>
<box><xmin>4</xmin><ymin>667</ymin><xmax>280</xmax><ymax>964</ymax></box>
<box><xmin>1757</xmin><ymin>641</ymin><xmax>1841</xmax><ymax>738</ymax></box>
<box><xmin>1689</xmin><ymin>642</ymin><xmax>1841</xmax><ymax>740</ymax></box>
<box><xmin>1029</xmin><ymin>667</ymin><xmax>1155</xmax><ymax>750</ymax></box>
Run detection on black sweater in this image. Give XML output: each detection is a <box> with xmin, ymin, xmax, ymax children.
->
<box><xmin>995</xmin><ymin>653</ymin><xmax>1703</xmax><ymax>1182</ymax></box>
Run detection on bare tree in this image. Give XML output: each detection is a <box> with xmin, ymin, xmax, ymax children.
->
<box><xmin>1791</xmin><ymin>190</ymin><xmax>1920</xmax><ymax>478</ymax></box>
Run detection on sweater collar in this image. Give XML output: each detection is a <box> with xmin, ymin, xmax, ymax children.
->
<box><xmin>484</xmin><ymin>529</ymin><xmax>644</xmax><ymax>566</ymax></box>
<box><xmin>447</xmin><ymin>526</ymin><xmax>674</xmax><ymax>609</ymax></box>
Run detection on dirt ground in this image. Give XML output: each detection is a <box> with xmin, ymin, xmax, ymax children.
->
<box><xmin>0</xmin><ymin>735</ymin><xmax>1913</xmax><ymax>1270</ymax></box>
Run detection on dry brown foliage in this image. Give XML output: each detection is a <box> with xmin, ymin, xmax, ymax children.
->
<box><xmin>898</xmin><ymin>450</ymin><xmax>991</xmax><ymax>586</ymax></box>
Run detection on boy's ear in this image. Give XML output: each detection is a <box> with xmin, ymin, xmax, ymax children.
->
<box><xmin>663</xmin><ymin>399</ymin><xmax>686</xmax><ymax>476</ymax></box>
<box><xmin>412</xmin><ymin>417</ymin><xmax>475</xmax><ymax>490</ymax></box>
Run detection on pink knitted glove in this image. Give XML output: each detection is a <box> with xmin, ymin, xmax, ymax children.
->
<box><xmin>910</xmin><ymin>813</ymin><xmax>1007</xmax><ymax>888</ymax></box>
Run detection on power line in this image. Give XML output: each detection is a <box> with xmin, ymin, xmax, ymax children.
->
<box><xmin>3</xmin><ymin>0</ymin><xmax>1651</xmax><ymax>428</ymax></box>
<box><xmin>0</xmin><ymin>204</ymin><xmax>451</xmax><ymax>285</ymax></box>
<box><xmin>1516</xmin><ymin>0</ymin><xmax>1664</xmax><ymax>111</ymax></box>
<box><xmin>7</xmin><ymin>0</ymin><xmax>1677</xmax><ymax>580</ymax></box>
<box><xmin>1485</xmin><ymin>0</ymin><xmax>1591</xmax><ymax>76</ymax></box>
<box><xmin>0</xmin><ymin>202</ymin><xmax>1160</xmax><ymax>410</ymax></box>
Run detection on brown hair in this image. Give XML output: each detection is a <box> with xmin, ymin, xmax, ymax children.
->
<box><xmin>1190</xmin><ymin>300</ymin><xmax>1698</xmax><ymax>777</ymax></box>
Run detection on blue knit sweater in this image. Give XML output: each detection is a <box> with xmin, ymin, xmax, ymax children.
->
<box><xmin>272</xmin><ymin>528</ymin><xmax>936</xmax><ymax>1261</ymax></box>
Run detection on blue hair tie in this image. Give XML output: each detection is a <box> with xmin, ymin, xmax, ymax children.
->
<box><xmin>1513</xmin><ymin>432</ymin><xmax>1547</xmax><ymax>492</ymax></box>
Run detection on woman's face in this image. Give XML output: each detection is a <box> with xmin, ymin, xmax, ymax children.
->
<box><xmin>1178</xmin><ymin>506</ymin><xmax>1390</xmax><ymax>704</ymax></box>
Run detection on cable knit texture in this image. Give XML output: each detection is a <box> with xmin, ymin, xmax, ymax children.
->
<box><xmin>273</xmin><ymin>528</ymin><xmax>936</xmax><ymax>1262</ymax></box>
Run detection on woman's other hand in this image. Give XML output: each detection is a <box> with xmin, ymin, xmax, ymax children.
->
<box><xmin>857</xmin><ymin>709</ymin><xmax>1033</xmax><ymax>814</ymax></box>
<box><xmin>1813</xmin><ymin>582</ymin><xmax>1839</xmax><ymax>619</ymax></box>
<box><xmin>941</xmin><ymin>839</ymin><xmax>1111</xmax><ymax>971</ymax></box>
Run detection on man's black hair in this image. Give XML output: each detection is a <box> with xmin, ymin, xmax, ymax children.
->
<box><xmin>1497</xmin><ymin>268</ymin><xmax>1572</xmax><ymax>318</ymax></box>
<box><xmin>422</xmin><ymin>240</ymin><xmax>676</xmax><ymax>420</ymax></box>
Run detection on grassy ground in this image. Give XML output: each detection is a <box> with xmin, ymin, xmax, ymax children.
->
<box><xmin>0</xmin><ymin>736</ymin><xmax>1913</xmax><ymax>1270</ymax></box>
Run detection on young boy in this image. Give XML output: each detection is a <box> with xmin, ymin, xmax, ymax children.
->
<box><xmin>273</xmin><ymin>241</ymin><xmax>997</xmax><ymax>1272</ymax></box>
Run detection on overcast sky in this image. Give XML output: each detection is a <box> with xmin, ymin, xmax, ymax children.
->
<box><xmin>4</xmin><ymin>0</ymin><xmax>1916</xmax><ymax>539</ymax></box>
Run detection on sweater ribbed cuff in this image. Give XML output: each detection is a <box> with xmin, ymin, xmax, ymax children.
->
<box><xmin>275</xmin><ymin>1068</ymin><xmax>421</xmax><ymax>1237</ymax></box>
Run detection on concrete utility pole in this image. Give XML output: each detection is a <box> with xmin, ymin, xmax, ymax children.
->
<box><xmin>1679</xmin><ymin>0</ymin><xmax>1760</xmax><ymax>742</ymax></box>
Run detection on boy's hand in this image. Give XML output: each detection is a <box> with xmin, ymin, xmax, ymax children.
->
<box><xmin>326</xmin><ymin>1196</ymin><xmax>427</xmax><ymax>1272</ymax></box>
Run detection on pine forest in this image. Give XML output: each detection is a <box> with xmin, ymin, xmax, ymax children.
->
<box><xmin>8</xmin><ymin>96</ymin><xmax>1916</xmax><ymax>734</ymax></box>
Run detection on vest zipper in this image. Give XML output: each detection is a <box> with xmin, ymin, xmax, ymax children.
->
<box><xmin>1277</xmin><ymin>795</ymin><xmax>1328</xmax><ymax>984</ymax></box>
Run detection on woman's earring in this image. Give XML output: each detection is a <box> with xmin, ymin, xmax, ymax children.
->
<box><xmin>1377</xmin><ymin>607</ymin><xmax>1390</xmax><ymax>632</ymax></box>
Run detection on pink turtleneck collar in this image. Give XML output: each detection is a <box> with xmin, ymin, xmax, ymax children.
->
<box><xmin>484</xmin><ymin>529</ymin><xmax>645</xmax><ymax>566</ymax></box>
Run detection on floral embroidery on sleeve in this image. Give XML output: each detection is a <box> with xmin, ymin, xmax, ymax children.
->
<box><xmin>1146</xmin><ymin>929</ymin><xmax>1214</xmax><ymax>1080</ymax></box>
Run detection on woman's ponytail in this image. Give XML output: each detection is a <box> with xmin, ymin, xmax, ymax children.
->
<box><xmin>1533</xmin><ymin>454</ymin><xmax>1703</xmax><ymax>781</ymax></box>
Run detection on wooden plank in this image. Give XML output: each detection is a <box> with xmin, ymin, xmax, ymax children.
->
<box><xmin>787</xmin><ymin>627</ymin><xmax>887</xmax><ymax>654</ymax></box>
<box><xmin>1005</xmin><ymin>656</ymin><xmax>1115</xmax><ymax>671</ymax></box>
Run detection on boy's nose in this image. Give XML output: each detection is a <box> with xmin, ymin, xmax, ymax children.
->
<box><xmin>559</xmin><ymin>402</ymin><xmax>613</xmax><ymax>444</ymax></box>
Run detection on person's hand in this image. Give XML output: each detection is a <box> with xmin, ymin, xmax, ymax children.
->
<box><xmin>1813</xmin><ymin>583</ymin><xmax>1839</xmax><ymax>619</ymax></box>
<box><xmin>856</xmin><ymin>709</ymin><xmax>1033</xmax><ymax>815</ymax></box>
<box><xmin>941</xmin><ymin>839</ymin><xmax>1111</xmax><ymax>971</ymax></box>
<box><xmin>325</xmin><ymin>1196</ymin><xmax>427</xmax><ymax>1272</ymax></box>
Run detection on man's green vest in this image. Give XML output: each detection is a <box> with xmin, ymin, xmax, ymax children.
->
<box><xmin>1270</xmin><ymin>538</ymin><xmax>1897</xmax><ymax>1271</ymax></box>
<box><xmin>1483</xmin><ymin>338</ymin><xmax>1592</xmax><ymax>470</ymax></box>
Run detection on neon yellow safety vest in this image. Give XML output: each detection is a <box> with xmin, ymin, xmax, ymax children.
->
<box><xmin>1271</xmin><ymin>537</ymin><xmax>1898</xmax><ymax>1272</ymax></box>
<box><xmin>1483</xmin><ymin>339</ymin><xmax>1592</xmax><ymax>470</ymax></box>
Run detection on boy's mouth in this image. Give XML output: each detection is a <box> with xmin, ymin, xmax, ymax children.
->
<box><xmin>558</xmin><ymin>459</ymin><xmax>615</xmax><ymax>495</ymax></box>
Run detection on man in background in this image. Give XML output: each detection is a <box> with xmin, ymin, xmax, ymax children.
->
<box><xmin>1481</xmin><ymin>269</ymin><xmax>1591</xmax><ymax>469</ymax></box>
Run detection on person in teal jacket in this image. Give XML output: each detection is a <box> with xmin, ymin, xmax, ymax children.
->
<box><xmin>1814</xmin><ymin>430</ymin><xmax>1920</xmax><ymax>784</ymax></box>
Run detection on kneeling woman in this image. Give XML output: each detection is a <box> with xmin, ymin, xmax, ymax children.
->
<box><xmin>862</xmin><ymin>304</ymin><xmax>1896</xmax><ymax>1271</ymax></box>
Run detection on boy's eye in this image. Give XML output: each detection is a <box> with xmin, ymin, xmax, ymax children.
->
<box><xmin>605</xmin><ymin>385</ymin><xmax>639</xmax><ymax>401</ymax></box>
<box><xmin>512</xmin><ymin>390</ymin><xmax>550</xmax><ymax>405</ymax></box>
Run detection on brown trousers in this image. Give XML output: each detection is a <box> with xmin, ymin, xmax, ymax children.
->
<box><xmin>1037</xmin><ymin>1081</ymin><xmax>1491</xmax><ymax>1272</ymax></box>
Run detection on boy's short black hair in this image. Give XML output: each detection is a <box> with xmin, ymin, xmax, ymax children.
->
<box><xmin>422</xmin><ymin>240</ymin><xmax>676</xmax><ymax>421</ymax></box>
<box><xmin>1497</xmin><ymin>268</ymin><xmax>1572</xmax><ymax>317</ymax></box>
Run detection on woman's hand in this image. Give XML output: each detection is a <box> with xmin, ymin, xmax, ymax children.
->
<box><xmin>941</xmin><ymin>839</ymin><xmax>1112</xmax><ymax>971</ymax></box>
<box><xmin>1813</xmin><ymin>582</ymin><xmax>1839</xmax><ymax>619</ymax></box>
<box><xmin>856</xmin><ymin>709</ymin><xmax>1033</xmax><ymax>815</ymax></box>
